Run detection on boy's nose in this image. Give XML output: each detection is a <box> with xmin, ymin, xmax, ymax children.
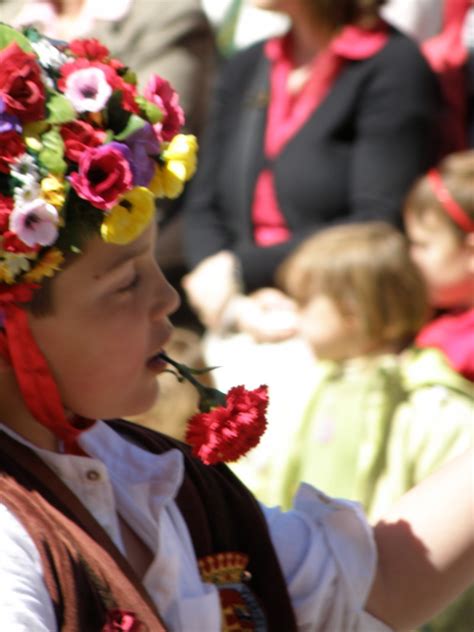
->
<box><xmin>152</xmin><ymin>267</ymin><xmax>181</xmax><ymax>319</ymax></box>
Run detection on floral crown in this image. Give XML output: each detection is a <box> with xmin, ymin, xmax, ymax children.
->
<box><xmin>0</xmin><ymin>24</ymin><xmax>197</xmax><ymax>295</ymax></box>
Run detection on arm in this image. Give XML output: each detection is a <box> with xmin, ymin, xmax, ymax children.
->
<box><xmin>0</xmin><ymin>504</ymin><xmax>56</xmax><ymax>631</ymax></box>
<box><xmin>366</xmin><ymin>450</ymin><xmax>474</xmax><ymax>631</ymax></box>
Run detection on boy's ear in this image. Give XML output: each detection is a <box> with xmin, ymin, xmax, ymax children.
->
<box><xmin>465</xmin><ymin>233</ymin><xmax>474</xmax><ymax>274</ymax></box>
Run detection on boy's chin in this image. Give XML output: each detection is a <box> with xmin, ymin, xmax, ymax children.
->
<box><xmin>68</xmin><ymin>384</ymin><xmax>161</xmax><ymax>422</ymax></box>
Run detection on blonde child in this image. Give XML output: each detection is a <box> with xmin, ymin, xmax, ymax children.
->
<box><xmin>274</xmin><ymin>222</ymin><xmax>472</xmax><ymax>515</ymax></box>
<box><xmin>0</xmin><ymin>25</ymin><xmax>473</xmax><ymax>632</ymax></box>
<box><xmin>404</xmin><ymin>149</ymin><xmax>474</xmax><ymax>381</ymax></box>
<box><xmin>274</xmin><ymin>221</ymin><xmax>473</xmax><ymax>632</ymax></box>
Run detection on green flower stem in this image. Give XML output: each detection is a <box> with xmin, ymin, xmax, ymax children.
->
<box><xmin>159</xmin><ymin>352</ymin><xmax>227</xmax><ymax>412</ymax></box>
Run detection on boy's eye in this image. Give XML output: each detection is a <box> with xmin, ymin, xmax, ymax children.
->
<box><xmin>118</xmin><ymin>273</ymin><xmax>140</xmax><ymax>292</ymax></box>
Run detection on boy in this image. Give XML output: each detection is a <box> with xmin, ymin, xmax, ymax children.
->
<box><xmin>0</xmin><ymin>24</ymin><xmax>473</xmax><ymax>632</ymax></box>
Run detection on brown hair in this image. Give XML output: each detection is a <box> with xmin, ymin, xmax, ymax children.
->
<box><xmin>277</xmin><ymin>221</ymin><xmax>428</xmax><ymax>348</ymax></box>
<box><xmin>303</xmin><ymin>0</ymin><xmax>387</xmax><ymax>28</ymax></box>
<box><xmin>404</xmin><ymin>150</ymin><xmax>474</xmax><ymax>241</ymax></box>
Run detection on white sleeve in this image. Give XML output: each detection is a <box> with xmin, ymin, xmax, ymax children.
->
<box><xmin>262</xmin><ymin>484</ymin><xmax>393</xmax><ymax>632</ymax></box>
<box><xmin>0</xmin><ymin>504</ymin><xmax>57</xmax><ymax>632</ymax></box>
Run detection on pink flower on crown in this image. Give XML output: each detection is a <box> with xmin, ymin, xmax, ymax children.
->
<box><xmin>9</xmin><ymin>199</ymin><xmax>59</xmax><ymax>248</ymax></box>
<box><xmin>0</xmin><ymin>42</ymin><xmax>46</xmax><ymax>123</ymax></box>
<box><xmin>70</xmin><ymin>143</ymin><xmax>133</xmax><ymax>210</ymax></box>
<box><xmin>65</xmin><ymin>66</ymin><xmax>113</xmax><ymax>113</ymax></box>
<box><xmin>144</xmin><ymin>75</ymin><xmax>184</xmax><ymax>142</ymax></box>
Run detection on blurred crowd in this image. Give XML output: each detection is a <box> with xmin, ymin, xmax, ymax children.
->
<box><xmin>1</xmin><ymin>1</ymin><xmax>472</xmax><ymax>629</ymax></box>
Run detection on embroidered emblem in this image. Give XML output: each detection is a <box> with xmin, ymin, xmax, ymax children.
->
<box><xmin>198</xmin><ymin>552</ymin><xmax>267</xmax><ymax>632</ymax></box>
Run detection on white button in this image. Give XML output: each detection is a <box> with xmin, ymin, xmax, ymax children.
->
<box><xmin>86</xmin><ymin>469</ymin><xmax>101</xmax><ymax>482</ymax></box>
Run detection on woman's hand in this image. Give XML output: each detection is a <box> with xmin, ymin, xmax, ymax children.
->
<box><xmin>182</xmin><ymin>251</ymin><xmax>242</xmax><ymax>330</ymax></box>
<box><xmin>227</xmin><ymin>288</ymin><xmax>299</xmax><ymax>343</ymax></box>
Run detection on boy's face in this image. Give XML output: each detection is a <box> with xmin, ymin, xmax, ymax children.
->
<box><xmin>28</xmin><ymin>221</ymin><xmax>180</xmax><ymax>421</ymax></box>
<box><xmin>405</xmin><ymin>209</ymin><xmax>474</xmax><ymax>309</ymax></box>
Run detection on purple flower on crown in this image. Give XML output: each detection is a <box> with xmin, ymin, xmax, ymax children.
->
<box><xmin>123</xmin><ymin>123</ymin><xmax>160</xmax><ymax>187</ymax></box>
<box><xmin>0</xmin><ymin>97</ymin><xmax>21</xmax><ymax>134</ymax></box>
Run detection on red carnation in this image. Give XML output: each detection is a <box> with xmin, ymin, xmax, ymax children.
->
<box><xmin>0</xmin><ymin>42</ymin><xmax>46</xmax><ymax>122</ymax></box>
<box><xmin>0</xmin><ymin>194</ymin><xmax>14</xmax><ymax>232</ymax></box>
<box><xmin>185</xmin><ymin>385</ymin><xmax>269</xmax><ymax>465</ymax></box>
<box><xmin>102</xmin><ymin>609</ymin><xmax>142</xmax><ymax>631</ymax></box>
<box><xmin>60</xmin><ymin>120</ymin><xmax>106</xmax><ymax>163</ymax></box>
<box><xmin>0</xmin><ymin>131</ymin><xmax>26</xmax><ymax>173</ymax></box>
<box><xmin>69</xmin><ymin>38</ymin><xmax>110</xmax><ymax>62</ymax></box>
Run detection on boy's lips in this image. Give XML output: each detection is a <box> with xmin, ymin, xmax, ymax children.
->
<box><xmin>146</xmin><ymin>350</ymin><xmax>168</xmax><ymax>373</ymax></box>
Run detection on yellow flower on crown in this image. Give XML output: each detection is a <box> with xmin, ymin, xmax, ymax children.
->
<box><xmin>41</xmin><ymin>175</ymin><xmax>66</xmax><ymax>210</ymax></box>
<box><xmin>163</xmin><ymin>134</ymin><xmax>198</xmax><ymax>180</ymax></box>
<box><xmin>149</xmin><ymin>134</ymin><xmax>198</xmax><ymax>199</ymax></box>
<box><xmin>23</xmin><ymin>248</ymin><xmax>65</xmax><ymax>283</ymax></box>
<box><xmin>101</xmin><ymin>187</ymin><xmax>155</xmax><ymax>245</ymax></box>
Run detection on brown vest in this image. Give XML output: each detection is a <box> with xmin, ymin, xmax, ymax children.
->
<box><xmin>0</xmin><ymin>420</ymin><xmax>297</xmax><ymax>631</ymax></box>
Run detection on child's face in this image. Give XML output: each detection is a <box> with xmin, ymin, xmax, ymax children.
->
<box><xmin>405</xmin><ymin>209</ymin><xmax>474</xmax><ymax>309</ymax></box>
<box><xmin>299</xmin><ymin>293</ymin><xmax>366</xmax><ymax>361</ymax></box>
<box><xmin>28</xmin><ymin>221</ymin><xmax>180</xmax><ymax>420</ymax></box>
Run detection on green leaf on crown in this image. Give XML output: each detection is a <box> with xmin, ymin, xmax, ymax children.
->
<box><xmin>135</xmin><ymin>96</ymin><xmax>163</xmax><ymax>125</ymax></box>
<box><xmin>46</xmin><ymin>93</ymin><xmax>76</xmax><ymax>124</ymax></box>
<box><xmin>38</xmin><ymin>129</ymin><xmax>67</xmax><ymax>175</ymax></box>
<box><xmin>0</xmin><ymin>24</ymin><xmax>34</xmax><ymax>52</ymax></box>
<box><xmin>114</xmin><ymin>113</ymin><xmax>146</xmax><ymax>140</ymax></box>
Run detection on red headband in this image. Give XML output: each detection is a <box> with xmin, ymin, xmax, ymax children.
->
<box><xmin>0</xmin><ymin>285</ymin><xmax>93</xmax><ymax>453</ymax></box>
<box><xmin>427</xmin><ymin>169</ymin><xmax>474</xmax><ymax>233</ymax></box>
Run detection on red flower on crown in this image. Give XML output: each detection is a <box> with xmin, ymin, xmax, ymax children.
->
<box><xmin>69</xmin><ymin>38</ymin><xmax>110</xmax><ymax>62</ymax></box>
<box><xmin>60</xmin><ymin>120</ymin><xmax>107</xmax><ymax>163</ymax></box>
<box><xmin>0</xmin><ymin>42</ymin><xmax>45</xmax><ymax>122</ymax></box>
<box><xmin>0</xmin><ymin>131</ymin><xmax>26</xmax><ymax>173</ymax></box>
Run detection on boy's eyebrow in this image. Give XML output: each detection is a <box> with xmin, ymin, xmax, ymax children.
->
<box><xmin>99</xmin><ymin>242</ymin><xmax>151</xmax><ymax>277</ymax></box>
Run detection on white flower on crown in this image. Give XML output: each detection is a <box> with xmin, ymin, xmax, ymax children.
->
<box><xmin>11</xmin><ymin>153</ymin><xmax>40</xmax><ymax>184</ymax></box>
<box><xmin>13</xmin><ymin>176</ymin><xmax>41</xmax><ymax>208</ymax></box>
<box><xmin>31</xmin><ymin>38</ymin><xmax>71</xmax><ymax>71</ymax></box>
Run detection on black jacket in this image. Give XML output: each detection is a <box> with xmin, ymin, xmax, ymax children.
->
<box><xmin>184</xmin><ymin>28</ymin><xmax>440</xmax><ymax>291</ymax></box>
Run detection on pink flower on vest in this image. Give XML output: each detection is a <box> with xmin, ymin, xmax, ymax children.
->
<box><xmin>102</xmin><ymin>609</ymin><xmax>142</xmax><ymax>631</ymax></box>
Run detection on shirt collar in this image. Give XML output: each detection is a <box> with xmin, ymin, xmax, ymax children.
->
<box><xmin>265</xmin><ymin>20</ymin><xmax>389</xmax><ymax>64</ymax></box>
<box><xmin>0</xmin><ymin>420</ymin><xmax>184</xmax><ymax>508</ymax></box>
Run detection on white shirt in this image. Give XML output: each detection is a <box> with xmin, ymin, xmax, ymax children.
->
<box><xmin>0</xmin><ymin>421</ymin><xmax>391</xmax><ymax>631</ymax></box>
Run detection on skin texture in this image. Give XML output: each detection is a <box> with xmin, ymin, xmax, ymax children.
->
<box><xmin>405</xmin><ymin>209</ymin><xmax>474</xmax><ymax>308</ymax></box>
<box><xmin>298</xmin><ymin>293</ymin><xmax>372</xmax><ymax>360</ymax></box>
<box><xmin>27</xmin><ymin>222</ymin><xmax>179</xmax><ymax>423</ymax></box>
